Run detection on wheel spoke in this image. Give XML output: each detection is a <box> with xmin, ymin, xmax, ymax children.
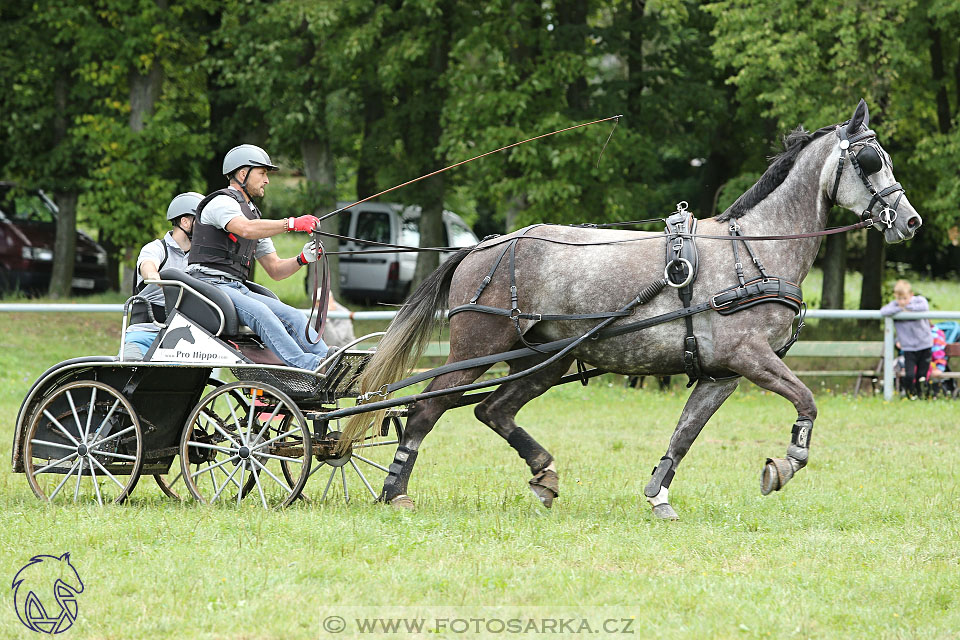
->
<box><xmin>321</xmin><ymin>467</ymin><xmax>336</xmax><ymax>501</ymax></box>
<box><xmin>89</xmin><ymin>454</ymin><xmax>127</xmax><ymax>490</ymax></box>
<box><xmin>254</xmin><ymin>451</ymin><xmax>302</xmax><ymax>464</ymax></box>
<box><xmin>251</xmin><ymin>458</ymin><xmax>292</xmax><ymax>494</ymax></box>
<box><xmin>252</xmin><ymin>426</ymin><xmax>304</xmax><ymax>451</ymax></box>
<box><xmin>350</xmin><ymin>459</ymin><xmax>378</xmax><ymax>499</ymax></box>
<box><xmin>217</xmin><ymin>465</ymin><xmax>243</xmax><ymax>489</ymax></box>
<box><xmin>88</xmin><ymin>458</ymin><xmax>103</xmax><ymax>506</ymax></box>
<box><xmin>211</xmin><ymin>463</ymin><xmax>242</xmax><ymax>503</ymax></box>
<box><xmin>341</xmin><ymin>467</ymin><xmax>349</xmax><ymax>503</ymax></box>
<box><xmin>65</xmin><ymin>390</ymin><xmax>84</xmax><ymax>439</ymax></box>
<box><xmin>252</xmin><ymin>464</ymin><xmax>269</xmax><ymax>509</ymax></box>
<box><xmin>237</xmin><ymin>464</ymin><xmax>246</xmax><ymax>505</ymax></box>
<box><xmin>246</xmin><ymin>389</ymin><xmax>258</xmax><ymax>442</ymax></box>
<box><xmin>202</xmin><ymin>413</ymin><xmax>242</xmax><ymax>450</ymax></box>
<box><xmin>43</xmin><ymin>410</ymin><xmax>80</xmax><ymax>447</ymax></box>
<box><xmin>91</xmin><ymin>424</ymin><xmax>135</xmax><ymax>449</ymax></box>
<box><xmin>225</xmin><ymin>396</ymin><xmax>246</xmax><ymax>445</ymax></box>
<box><xmin>48</xmin><ymin>458</ymin><xmax>82</xmax><ymax>500</ymax></box>
<box><xmin>73</xmin><ymin>458</ymin><xmax>84</xmax><ymax>503</ymax></box>
<box><xmin>190</xmin><ymin>454</ymin><xmax>240</xmax><ymax>479</ymax></box>
<box><xmin>90</xmin><ymin>399</ymin><xmax>122</xmax><ymax>442</ymax></box>
<box><xmin>352</xmin><ymin>454</ymin><xmax>389</xmax><ymax>473</ymax></box>
<box><xmin>251</xmin><ymin>403</ymin><xmax>284</xmax><ymax>445</ymax></box>
<box><xmin>29</xmin><ymin>438</ymin><xmax>76</xmax><ymax>452</ymax></box>
<box><xmin>166</xmin><ymin>469</ymin><xmax>183</xmax><ymax>489</ymax></box>
<box><xmin>34</xmin><ymin>452</ymin><xmax>79</xmax><ymax>475</ymax></box>
<box><xmin>90</xmin><ymin>450</ymin><xmax>137</xmax><ymax>462</ymax></box>
<box><xmin>183</xmin><ymin>441</ymin><xmax>235</xmax><ymax>455</ymax></box>
<box><xmin>355</xmin><ymin>439</ymin><xmax>399</xmax><ymax>449</ymax></box>
<box><xmin>83</xmin><ymin>387</ymin><xmax>97</xmax><ymax>441</ymax></box>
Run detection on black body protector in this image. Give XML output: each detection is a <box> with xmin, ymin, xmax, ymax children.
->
<box><xmin>188</xmin><ymin>189</ymin><xmax>260</xmax><ymax>281</ymax></box>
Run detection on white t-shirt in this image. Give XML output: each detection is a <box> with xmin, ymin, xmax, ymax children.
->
<box><xmin>127</xmin><ymin>231</ymin><xmax>188</xmax><ymax>332</ymax></box>
<box><xmin>187</xmin><ymin>187</ymin><xmax>276</xmax><ymax>280</ymax></box>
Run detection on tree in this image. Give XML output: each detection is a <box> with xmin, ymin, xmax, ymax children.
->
<box><xmin>707</xmin><ymin>0</ymin><xmax>960</xmax><ymax>308</ymax></box>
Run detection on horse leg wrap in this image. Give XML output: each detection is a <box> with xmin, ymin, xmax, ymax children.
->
<box><xmin>507</xmin><ymin>428</ymin><xmax>553</xmax><ymax>474</ymax></box>
<box><xmin>379</xmin><ymin>445</ymin><xmax>418</xmax><ymax>507</ymax></box>
<box><xmin>644</xmin><ymin>457</ymin><xmax>675</xmax><ymax>499</ymax></box>
<box><xmin>529</xmin><ymin>464</ymin><xmax>559</xmax><ymax>508</ymax></box>
<box><xmin>761</xmin><ymin>417</ymin><xmax>813</xmax><ymax>495</ymax></box>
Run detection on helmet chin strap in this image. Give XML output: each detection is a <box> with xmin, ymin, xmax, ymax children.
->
<box><xmin>235</xmin><ymin>167</ymin><xmax>255</xmax><ymax>202</ymax></box>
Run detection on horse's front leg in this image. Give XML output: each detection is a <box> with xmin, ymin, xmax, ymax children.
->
<box><xmin>727</xmin><ymin>347</ymin><xmax>818</xmax><ymax>495</ymax></box>
<box><xmin>645</xmin><ymin>377</ymin><xmax>740</xmax><ymax>520</ymax></box>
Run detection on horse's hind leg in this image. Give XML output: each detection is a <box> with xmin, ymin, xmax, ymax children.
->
<box><xmin>645</xmin><ymin>378</ymin><xmax>740</xmax><ymax>520</ymax></box>
<box><xmin>381</xmin><ymin>365</ymin><xmax>490</xmax><ymax>509</ymax></box>
<box><xmin>473</xmin><ymin>354</ymin><xmax>575</xmax><ymax>508</ymax></box>
<box><xmin>727</xmin><ymin>347</ymin><xmax>818</xmax><ymax>496</ymax></box>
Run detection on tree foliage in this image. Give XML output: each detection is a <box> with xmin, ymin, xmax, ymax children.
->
<box><xmin>1</xmin><ymin>0</ymin><xmax>958</xmax><ymax>298</ymax></box>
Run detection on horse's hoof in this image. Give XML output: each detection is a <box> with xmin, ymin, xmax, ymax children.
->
<box><xmin>389</xmin><ymin>494</ymin><xmax>415</xmax><ymax>510</ymax></box>
<box><xmin>761</xmin><ymin>457</ymin><xmax>794</xmax><ymax>495</ymax></box>
<box><xmin>651</xmin><ymin>503</ymin><xmax>679</xmax><ymax>520</ymax></box>
<box><xmin>529</xmin><ymin>469</ymin><xmax>559</xmax><ymax>508</ymax></box>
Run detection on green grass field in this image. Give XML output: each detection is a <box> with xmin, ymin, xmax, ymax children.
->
<box><xmin>1</xmin><ymin>310</ymin><xmax>958</xmax><ymax>639</ymax></box>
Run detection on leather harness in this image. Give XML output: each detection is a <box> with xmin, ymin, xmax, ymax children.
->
<box><xmin>447</xmin><ymin>203</ymin><xmax>805</xmax><ymax>385</ymax></box>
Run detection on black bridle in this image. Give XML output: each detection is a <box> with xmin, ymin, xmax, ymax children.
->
<box><xmin>828</xmin><ymin>125</ymin><xmax>905</xmax><ymax>235</ymax></box>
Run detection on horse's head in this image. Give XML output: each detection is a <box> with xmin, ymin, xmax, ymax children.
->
<box><xmin>826</xmin><ymin>99</ymin><xmax>921</xmax><ymax>243</ymax></box>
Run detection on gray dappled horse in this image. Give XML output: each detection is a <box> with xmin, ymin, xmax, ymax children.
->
<box><xmin>345</xmin><ymin>100</ymin><xmax>921</xmax><ymax>518</ymax></box>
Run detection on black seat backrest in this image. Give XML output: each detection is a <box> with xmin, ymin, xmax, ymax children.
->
<box><xmin>159</xmin><ymin>268</ymin><xmax>240</xmax><ymax>336</ymax></box>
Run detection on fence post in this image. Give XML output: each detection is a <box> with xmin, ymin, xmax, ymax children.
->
<box><xmin>883</xmin><ymin>317</ymin><xmax>895</xmax><ymax>400</ymax></box>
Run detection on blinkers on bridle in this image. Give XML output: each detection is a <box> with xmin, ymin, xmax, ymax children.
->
<box><xmin>828</xmin><ymin>124</ymin><xmax>906</xmax><ymax>235</ymax></box>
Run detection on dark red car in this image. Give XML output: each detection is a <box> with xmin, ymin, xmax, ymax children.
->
<box><xmin>0</xmin><ymin>182</ymin><xmax>110</xmax><ymax>295</ymax></box>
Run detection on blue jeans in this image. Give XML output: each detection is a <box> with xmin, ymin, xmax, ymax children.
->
<box><xmin>199</xmin><ymin>277</ymin><xmax>329</xmax><ymax>370</ymax></box>
<box><xmin>123</xmin><ymin>330</ymin><xmax>158</xmax><ymax>359</ymax></box>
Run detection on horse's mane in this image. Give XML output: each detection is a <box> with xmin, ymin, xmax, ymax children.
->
<box><xmin>718</xmin><ymin>123</ymin><xmax>836</xmax><ymax>221</ymax></box>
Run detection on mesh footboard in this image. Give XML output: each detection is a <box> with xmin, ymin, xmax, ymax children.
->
<box><xmin>230</xmin><ymin>351</ymin><xmax>372</xmax><ymax>401</ymax></box>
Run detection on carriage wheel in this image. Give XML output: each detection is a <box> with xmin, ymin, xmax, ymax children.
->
<box><xmin>154</xmin><ymin>378</ymin><xmax>226</xmax><ymax>500</ymax></box>
<box><xmin>290</xmin><ymin>414</ymin><xmax>404</xmax><ymax>504</ymax></box>
<box><xmin>24</xmin><ymin>380</ymin><xmax>144</xmax><ymax>505</ymax></box>
<box><xmin>179</xmin><ymin>381</ymin><xmax>311</xmax><ymax>508</ymax></box>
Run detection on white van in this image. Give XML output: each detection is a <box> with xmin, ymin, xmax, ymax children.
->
<box><xmin>337</xmin><ymin>201</ymin><xmax>479</xmax><ymax>302</ymax></box>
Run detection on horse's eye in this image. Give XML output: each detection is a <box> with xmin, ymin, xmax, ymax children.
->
<box><xmin>856</xmin><ymin>145</ymin><xmax>883</xmax><ymax>175</ymax></box>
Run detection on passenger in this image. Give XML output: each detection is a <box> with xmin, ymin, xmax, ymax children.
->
<box><xmin>186</xmin><ymin>144</ymin><xmax>335</xmax><ymax>370</ymax></box>
<box><xmin>880</xmin><ymin>279</ymin><xmax>932</xmax><ymax>399</ymax></box>
<box><xmin>123</xmin><ymin>192</ymin><xmax>200</xmax><ymax>360</ymax></box>
<box><xmin>322</xmin><ymin>293</ymin><xmax>357</xmax><ymax>347</ymax></box>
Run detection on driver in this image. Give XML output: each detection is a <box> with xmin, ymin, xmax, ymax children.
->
<box><xmin>123</xmin><ymin>192</ymin><xmax>200</xmax><ymax>360</ymax></box>
<box><xmin>186</xmin><ymin>144</ymin><xmax>335</xmax><ymax>370</ymax></box>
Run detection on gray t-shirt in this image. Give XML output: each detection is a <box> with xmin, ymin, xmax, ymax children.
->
<box><xmin>186</xmin><ymin>188</ymin><xmax>276</xmax><ymax>280</ymax></box>
<box><xmin>127</xmin><ymin>231</ymin><xmax>189</xmax><ymax>333</ymax></box>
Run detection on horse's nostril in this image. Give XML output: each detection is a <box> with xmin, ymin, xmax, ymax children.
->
<box><xmin>907</xmin><ymin>216</ymin><xmax>920</xmax><ymax>229</ymax></box>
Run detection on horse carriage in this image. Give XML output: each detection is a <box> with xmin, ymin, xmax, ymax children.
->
<box><xmin>10</xmin><ymin>268</ymin><xmax>405</xmax><ymax>508</ymax></box>
<box><xmin>10</xmin><ymin>100</ymin><xmax>924</xmax><ymax>518</ymax></box>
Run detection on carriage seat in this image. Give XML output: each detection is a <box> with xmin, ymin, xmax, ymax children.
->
<box><xmin>158</xmin><ymin>268</ymin><xmax>279</xmax><ymax>338</ymax></box>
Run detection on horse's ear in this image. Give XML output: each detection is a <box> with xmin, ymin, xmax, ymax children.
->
<box><xmin>846</xmin><ymin>99</ymin><xmax>869</xmax><ymax>134</ymax></box>
<box><xmin>59</xmin><ymin>552</ymin><xmax>70</xmax><ymax>562</ymax></box>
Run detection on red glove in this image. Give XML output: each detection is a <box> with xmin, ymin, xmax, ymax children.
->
<box><xmin>297</xmin><ymin>241</ymin><xmax>322</xmax><ymax>266</ymax></box>
<box><xmin>286</xmin><ymin>214</ymin><xmax>320</xmax><ymax>232</ymax></box>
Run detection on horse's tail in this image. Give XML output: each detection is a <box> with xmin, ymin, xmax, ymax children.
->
<box><xmin>339</xmin><ymin>247</ymin><xmax>473</xmax><ymax>449</ymax></box>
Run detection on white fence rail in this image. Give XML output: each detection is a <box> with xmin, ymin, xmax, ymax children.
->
<box><xmin>3</xmin><ymin>304</ymin><xmax>960</xmax><ymax>401</ymax></box>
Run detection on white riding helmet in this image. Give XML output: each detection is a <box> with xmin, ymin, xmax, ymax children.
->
<box><xmin>222</xmin><ymin>144</ymin><xmax>279</xmax><ymax>177</ymax></box>
<box><xmin>166</xmin><ymin>191</ymin><xmax>204</xmax><ymax>221</ymax></box>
